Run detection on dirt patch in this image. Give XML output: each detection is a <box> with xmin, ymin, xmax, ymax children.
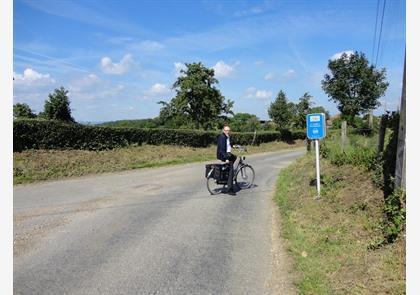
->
<box><xmin>265</xmin><ymin>198</ymin><xmax>297</xmax><ymax>294</ymax></box>
<box><xmin>14</xmin><ymin>216</ymin><xmax>68</xmax><ymax>258</ymax></box>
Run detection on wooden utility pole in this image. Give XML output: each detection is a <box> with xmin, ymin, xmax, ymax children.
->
<box><xmin>377</xmin><ymin>114</ymin><xmax>387</xmax><ymax>156</ymax></box>
<box><xmin>341</xmin><ymin>120</ymin><xmax>347</xmax><ymax>151</ymax></box>
<box><xmin>395</xmin><ymin>55</ymin><xmax>406</xmax><ymax>189</ymax></box>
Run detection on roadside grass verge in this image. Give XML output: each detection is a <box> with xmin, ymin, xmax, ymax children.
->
<box><xmin>274</xmin><ymin>155</ymin><xmax>405</xmax><ymax>294</ymax></box>
<box><xmin>14</xmin><ymin>140</ymin><xmax>304</xmax><ymax>185</ymax></box>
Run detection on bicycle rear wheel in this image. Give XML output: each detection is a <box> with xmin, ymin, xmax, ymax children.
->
<box><xmin>235</xmin><ymin>164</ymin><xmax>255</xmax><ymax>189</ymax></box>
<box><xmin>207</xmin><ymin>177</ymin><xmax>226</xmax><ymax>195</ymax></box>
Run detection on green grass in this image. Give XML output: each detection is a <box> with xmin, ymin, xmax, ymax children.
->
<box><xmin>274</xmin><ymin>154</ymin><xmax>405</xmax><ymax>294</ymax></box>
<box><xmin>14</xmin><ymin>140</ymin><xmax>304</xmax><ymax>185</ymax></box>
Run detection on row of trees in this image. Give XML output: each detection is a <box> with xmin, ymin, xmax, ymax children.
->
<box><xmin>154</xmin><ymin>52</ymin><xmax>387</xmax><ymax>131</ymax></box>
<box><xmin>155</xmin><ymin>62</ymin><xmax>328</xmax><ymax>131</ymax></box>
<box><xmin>14</xmin><ymin>87</ymin><xmax>75</xmax><ymax>122</ymax></box>
<box><xmin>268</xmin><ymin>91</ymin><xmax>329</xmax><ymax>130</ymax></box>
<box><xmin>15</xmin><ymin>51</ymin><xmax>388</xmax><ymax>131</ymax></box>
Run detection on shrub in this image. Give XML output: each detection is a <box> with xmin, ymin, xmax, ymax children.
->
<box><xmin>320</xmin><ymin>135</ymin><xmax>376</xmax><ymax>171</ymax></box>
<box><xmin>14</xmin><ymin>120</ymin><xmax>306</xmax><ymax>151</ymax></box>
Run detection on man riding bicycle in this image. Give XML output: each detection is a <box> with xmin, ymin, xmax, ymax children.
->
<box><xmin>216</xmin><ymin>124</ymin><xmax>237</xmax><ymax>195</ymax></box>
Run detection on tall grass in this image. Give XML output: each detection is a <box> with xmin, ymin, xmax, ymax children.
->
<box><xmin>320</xmin><ymin>131</ymin><xmax>377</xmax><ymax>171</ymax></box>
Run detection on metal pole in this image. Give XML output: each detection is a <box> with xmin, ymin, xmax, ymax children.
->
<box><xmin>315</xmin><ymin>139</ymin><xmax>321</xmax><ymax>198</ymax></box>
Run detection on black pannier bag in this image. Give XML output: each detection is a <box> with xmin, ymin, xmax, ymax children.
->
<box><xmin>205</xmin><ymin>164</ymin><xmax>214</xmax><ymax>178</ymax></box>
<box><xmin>205</xmin><ymin>164</ymin><xmax>229</xmax><ymax>182</ymax></box>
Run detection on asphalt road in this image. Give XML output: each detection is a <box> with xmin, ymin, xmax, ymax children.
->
<box><xmin>14</xmin><ymin>148</ymin><xmax>304</xmax><ymax>295</ymax></box>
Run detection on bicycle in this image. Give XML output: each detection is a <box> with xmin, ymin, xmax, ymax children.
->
<box><xmin>205</xmin><ymin>145</ymin><xmax>255</xmax><ymax>195</ymax></box>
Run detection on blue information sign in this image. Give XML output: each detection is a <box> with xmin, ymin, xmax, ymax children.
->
<box><xmin>306</xmin><ymin>113</ymin><xmax>326</xmax><ymax>139</ymax></box>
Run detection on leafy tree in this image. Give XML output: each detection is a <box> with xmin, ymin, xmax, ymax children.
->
<box><xmin>293</xmin><ymin>92</ymin><xmax>314</xmax><ymax>129</ymax></box>
<box><xmin>321</xmin><ymin>51</ymin><xmax>388</xmax><ymax>125</ymax></box>
<box><xmin>41</xmin><ymin>87</ymin><xmax>75</xmax><ymax>122</ymax></box>
<box><xmin>162</xmin><ymin>62</ymin><xmax>234</xmax><ymax>129</ymax></box>
<box><xmin>309</xmin><ymin>106</ymin><xmax>330</xmax><ymax>120</ymax></box>
<box><xmin>13</xmin><ymin>103</ymin><xmax>36</xmax><ymax>119</ymax></box>
<box><xmin>261</xmin><ymin>121</ymin><xmax>278</xmax><ymax>131</ymax></box>
<box><xmin>157</xmin><ymin>100</ymin><xmax>194</xmax><ymax>129</ymax></box>
<box><xmin>268</xmin><ymin>90</ymin><xmax>294</xmax><ymax>129</ymax></box>
<box><xmin>229</xmin><ymin>113</ymin><xmax>260</xmax><ymax>132</ymax></box>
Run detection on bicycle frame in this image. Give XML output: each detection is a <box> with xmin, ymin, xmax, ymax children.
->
<box><xmin>206</xmin><ymin>145</ymin><xmax>255</xmax><ymax>194</ymax></box>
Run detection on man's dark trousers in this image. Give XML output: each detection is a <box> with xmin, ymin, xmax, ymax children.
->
<box><xmin>226</xmin><ymin>153</ymin><xmax>237</xmax><ymax>191</ymax></box>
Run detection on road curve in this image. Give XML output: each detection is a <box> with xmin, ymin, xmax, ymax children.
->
<box><xmin>14</xmin><ymin>148</ymin><xmax>304</xmax><ymax>295</ymax></box>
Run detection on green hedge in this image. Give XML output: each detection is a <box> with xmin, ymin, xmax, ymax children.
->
<box><xmin>14</xmin><ymin>120</ymin><xmax>306</xmax><ymax>151</ymax></box>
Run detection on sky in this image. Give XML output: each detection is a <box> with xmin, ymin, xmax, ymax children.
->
<box><xmin>13</xmin><ymin>0</ymin><xmax>406</xmax><ymax>122</ymax></box>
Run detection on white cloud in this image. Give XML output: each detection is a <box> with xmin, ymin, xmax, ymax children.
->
<box><xmin>330</xmin><ymin>50</ymin><xmax>354</xmax><ymax>60</ymax></box>
<box><xmin>282</xmin><ymin>69</ymin><xmax>296</xmax><ymax>79</ymax></box>
<box><xmin>100</xmin><ymin>84</ymin><xmax>125</xmax><ymax>98</ymax></box>
<box><xmin>254</xmin><ymin>60</ymin><xmax>264</xmax><ymax>65</ymax></box>
<box><xmin>174</xmin><ymin>62</ymin><xmax>187</xmax><ymax>77</ymax></box>
<box><xmin>212</xmin><ymin>60</ymin><xmax>238</xmax><ymax>79</ymax></box>
<box><xmin>244</xmin><ymin>86</ymin><xmax>257</xmax><ymax>98</ymax></box>
<box><xmin>150</xmin><ymin>83</ymin><xmax>170</xmax><ymax>94</ymax></box>
<box><xmin>264</xmin><ymin>69</ymin><xmax>296</xmax><ymax>81</ymax></box>
<box><xmin>68</xmin><ymin>74</ymin><xmax>100</xmax><ymax>95</ymax></box>
<box><xmin>255</xmin><ymin>90</ymin><xmax>273</xmax><ymax>99</ymax></box>
<box><xmin>244</xmin><ymin>87</ymin><xmax>272</xmax><ymax>100</ymax></box>
<box><xmin>13</xmin><ymin>68</ymin><xmax>55</xmax><ymax>86</ymax></box>
<box><xmin>77</xmin><ymin>73</ymin><xmax>100</xmax><ymax>86</ymax></box>
<box><xmin>100</xmin><ymin>54</ymin><xmax>133</xmax><ymax>75</ymax></box>
<box><xmin>67</xmin><ymin>74</ymin><xmax>124</xmax><ymax>101</ymax></box>
<box><xmin>141</xmin><ymin>83</ymin><xmax>173</xmax><ymax>100</ymax></box>
<box><xmin>264</xmin><ymin>72</ymin><xmax>276</xmax><ymax>80</ymax></box>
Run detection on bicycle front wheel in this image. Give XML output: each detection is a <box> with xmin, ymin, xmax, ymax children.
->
<box><xmin>207</xmin><ymin>177</ymin><xmax>226</xmax><ymax>195</ymax></box>
<box><xmin>235</xmin><ymin>164</ymin><xmax>255</xmax><ymax>189</ymax></box>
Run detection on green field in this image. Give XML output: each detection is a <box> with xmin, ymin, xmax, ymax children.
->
<box><xmin>14</xmin><ymin>140</ymin><xmax>304</xmax><ymax>185</ymax></box>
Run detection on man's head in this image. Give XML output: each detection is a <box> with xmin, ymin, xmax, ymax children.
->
<box><xmin>222</xmin><ymin>124</ymin><xmax>231</xmax><ymax>137</ymax></box>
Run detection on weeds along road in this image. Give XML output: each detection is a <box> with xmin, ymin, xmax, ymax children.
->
<box><xmin>14</xmin><ymin>148</ymin><xmax>304</xmax><ymax>295</ymax></box>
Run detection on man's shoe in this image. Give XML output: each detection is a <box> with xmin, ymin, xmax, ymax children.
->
<box><xmin>228</xmin><ymin>190</ymin><xmax>236</xmax><ymax>196</ymax></box>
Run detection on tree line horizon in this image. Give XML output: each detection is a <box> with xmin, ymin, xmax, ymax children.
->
<box><xmin>14</xmin><ymin>51</ymin><xmax>389</xmax><ymax>132</ymax></box>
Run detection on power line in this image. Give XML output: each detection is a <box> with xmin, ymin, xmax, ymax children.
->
<box><xmin>375</xmin><ymin>0</ymin><xmax>387</xmax><ymax>66</ymax></box>
<box><xmin>371</xmin><ymin>0</ymin><xmax>381</xmax><ymax>62</ymax></box>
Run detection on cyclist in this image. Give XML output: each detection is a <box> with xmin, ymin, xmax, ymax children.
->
<box><xmin>216</xmin><ymin>124</ymin><xmax>237</xmax><ymax>195</ymax></box>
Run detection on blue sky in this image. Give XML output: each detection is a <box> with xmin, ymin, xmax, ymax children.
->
<box><xmin>13</xmin><ymin>0</ymin><xmax>405</xmax><ymax>122</ymax></box>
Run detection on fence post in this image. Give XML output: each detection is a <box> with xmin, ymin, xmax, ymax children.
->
<box><xmin>341</xmin><ymin>120</ymin><xmax>347</xmax><ymax>151</ymax></box>
<box><xmin>369</xmin><ymin>110</ymin><xmax>373</xmax><ymax>129</ymax></box>
<box><xmin>395</xmin><ymin>56</ymin><xmax>406</xmax><ymax>189</ymax></box>
<box><xmin>306</xmin><ymin>139</ymin><xmax>311</xmax><ymax>153</ymax></box>
<box><xmin>251</xmin><ymin>129</ymin><xmax>257</xmax><ymax>146</ymax></box>
<box><xmin>377</xmin><ymin>114</ymin><xmax>387</xmax><ymax>157</ymax></box>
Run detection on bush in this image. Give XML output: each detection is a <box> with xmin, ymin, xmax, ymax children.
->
<box><xmin>14</xmin><ymin>120</ymin><xmax>306</xmax><ymax>151</ymax></box>
<box><xmin>320</xmin><ymin>135</ymin><xmax>376</xmax><ymax>171</ymax></box>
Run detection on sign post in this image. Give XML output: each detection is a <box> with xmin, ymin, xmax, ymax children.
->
<box><xmin>306</xmin><ymin>113</ymin><xmax>326</xmax><ymax>199</ymax></box>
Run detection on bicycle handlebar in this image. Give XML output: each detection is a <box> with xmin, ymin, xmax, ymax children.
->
<box><xmin>233</xmin><ymin>145</ymin><xmax>247</xmax><ymax>152</ymax></box>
